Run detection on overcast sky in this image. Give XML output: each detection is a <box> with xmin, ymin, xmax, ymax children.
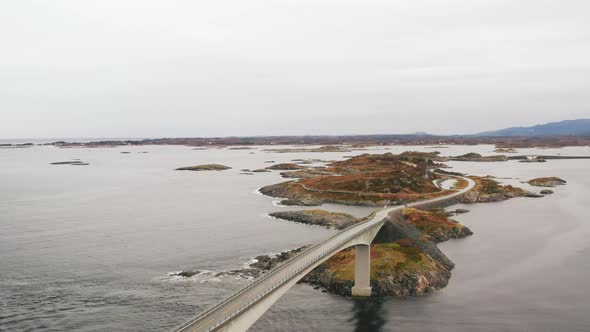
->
<box><xmin>1</xmin><ymin>0</ymin><xmax>589</xmax><ymax>138</ymax></box>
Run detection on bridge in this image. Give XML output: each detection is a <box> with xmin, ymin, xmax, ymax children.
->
<box><xmin>175</xmin><ymin>174</ymin><xmax>476</xmax><ymax>332</ymax></box>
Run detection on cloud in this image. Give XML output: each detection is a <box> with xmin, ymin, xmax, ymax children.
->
<box><xmin>1</xmin><ymin>0</ymin><xmax>589</xmax><ymax>138</ymax></box>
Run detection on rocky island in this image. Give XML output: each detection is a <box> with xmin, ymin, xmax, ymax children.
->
<box><xmin>461</xmin><ymin>176</ymin><xmax>543</xmax><ymax>202</ymax></box>
<box><xmin>269</xmin><ymin>210</ymin><xmax>360</xmax><ymax>229</ymax></box>
<box><xmin>527</xmin><ymin>177</ymin><xmax>567</xmax><ymax>187</ymax></box>
<box><xmin>265</xmin><ymin>163</ymin><xmax>305</xmax><ymax>170</ymax></box>
<box><xmin>254</xmin><ymin>152</ymin><xmax>548</xmax><ymax>297</ymax></box>
<box><xmin>450</xmin><ymin>152</ymin><xmax>509</xmax><ymax>162</ymax></box>
<box><xmin>175</xmin><ymin>164</ymin><xmax>231</xmax><ymax>171</ymax></box>
<box><xmin>259</xmin><ymin>152</ymin><xmax>449</xmax><ymax>206</ymax></box>
<box><xmin>50</xmin><ymin>160</ymin><xmax>90</xmax><ymax>166</ymax></box>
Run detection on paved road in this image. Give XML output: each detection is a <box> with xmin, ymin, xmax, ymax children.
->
<box><xmin>175</xmin><ymin>174</ymin><xmax>476</xmax><ymax>332</ymax></box>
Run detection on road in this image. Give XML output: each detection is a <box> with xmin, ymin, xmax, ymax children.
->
<box><xmin>175</xmin><ymin>174</ymin><xmax>476</xmax><ymax>332</ymax></box>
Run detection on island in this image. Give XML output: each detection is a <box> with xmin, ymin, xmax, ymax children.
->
<box><xmin>527</xmin><ymin>177</ymin><xmax>567</xmax><ymax>187</ymax></box>
<box><xmin>175</xmin><ymin>164</ymin><xmax>231</xmax><ymax>171</ymax></box>
<box><xmin>255</xmin><ymin>152</ymin><xmax>545</xmax><ymax>296</ymax></box>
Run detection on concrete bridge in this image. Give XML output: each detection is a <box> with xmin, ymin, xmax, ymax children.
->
<box><xmin>174</xmin><ymin>175</ymin><xmax>476</xmax><ymax>332</ymax></box>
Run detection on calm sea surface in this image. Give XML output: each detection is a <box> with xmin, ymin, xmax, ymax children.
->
<box><xmin>1</xmin><ymin>144</ymin><xmax>589</xmax><ymax>331</ymax></box>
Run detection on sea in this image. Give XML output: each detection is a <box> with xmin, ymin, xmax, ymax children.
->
<box><xmin>1</xmin><ymin>143</ymin><xmax>589</xmax><ymax>331</ymax></box>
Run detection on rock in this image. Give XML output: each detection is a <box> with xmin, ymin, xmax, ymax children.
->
<box><xmin>269</xmin><ymin>210</ymin><xmax>360</xmax><ymax>229</ymax></box>
<box><xmin>265</xmin><ymin>163</ymin><xmax>305</xmax><ymax>170</ymax></box>
<box><xmin>402</xmin><ymin>208</ymin><xmax>473</xmax><ymax>243</ymax></box>
<box><xmin>176</xmin><ymin>271</ymin><xmax>199</xmax><ymax>278</ymax></box>
<box><xmin>229</xmin><ymin>147</ymin><xmax>253</xmax><ymax>150</ymax></box>
<box><xmin>519</xmin><ymin>157</ymin><xmax>547</xmax><ymax>163</ymax></box>
<box><xmin>494</xmin><ymin>148</ymin><xmax>517</xmax><ymax>153</ymax></box>
<box><xmin>453</xmin><ymin>208</ymin><xmax>470</xmax><ymax>214</ymax></box>
<box><xmin>175</xmin><ymin>164</ymin><xmax>231</xmax><ymax>171</ymax></box>
<box><xmin>302</xmin><ymin>242</ymin><xmax>453</xmax><ymax>297</ymax></box>
<box><xmin>50</xmin><ymin>161</ymin><xmax>89</xmax><ymax>166</ymax></box>
<box><xmin>450</xmin><ymin>153</ymin><xmax>509</xmax><ymax>162</ymax></box>
<box><xmin>252</xmin><ymin>169</ymin><xmax>271</xmax><ymax>173</ymax></box>
<box><xmin>527</xmin><ymin>177</ymin><xmax>567</xmax><ymax>187</ymax></box>
<box><xmin>461</xmin><ymin>176</ymin><xmax>538</xmax><ymax>203</ymax></box>
<box><xmin>278</xmin><ymin>198</ymin><xmax>323</xmax><ymax>206</ymax></box>
<box><xmin>280</xmin><ymin>168</ymin><xmax>333</xmax><ymax>179</ymax></box>
<box><xmin>540</xmin><ymin>189</ymin><xmax>554</xmax><ymax>195</ymax></box>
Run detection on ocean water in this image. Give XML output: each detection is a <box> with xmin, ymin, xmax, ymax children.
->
<box><xmin>1</xmin><ymin>144</ymin><xmax>589</xmax><ymax>331</ymax></box>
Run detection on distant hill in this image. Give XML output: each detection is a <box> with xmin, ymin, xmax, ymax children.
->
<box><xmin>476</xmin><ymin>119</ymin><xmax>590</xmax><ymax>137</ymax></box>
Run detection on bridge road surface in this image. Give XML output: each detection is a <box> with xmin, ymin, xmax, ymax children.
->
<box><xmin>175</xmin><ymin>175</ymin><xmax>476</xmax><ymax>332</ymax></box>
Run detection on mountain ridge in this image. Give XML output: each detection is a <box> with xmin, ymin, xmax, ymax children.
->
<box><xmin>475</xmin><ymin>119</ymin><xmax>590</xmax><ymax>137</ymax></box>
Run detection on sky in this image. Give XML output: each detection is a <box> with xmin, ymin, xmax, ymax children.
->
<box><xmin>1</xmin><ymin>0</ymin><xmax>590</xmax><ymax>139</ymax></box>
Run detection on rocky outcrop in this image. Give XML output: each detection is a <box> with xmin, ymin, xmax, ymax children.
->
<box><xmin>527</xmin><ymin>177</ymin><xmax>567</xmax><ymax>187</ymax></box>
<box><xmin>252</xmin><ymin>169</ymin><xmax>271</xmax><ymax>173</ymax></box>
<box><xmin>494</xmin><ymin>148</ymin><xmax>517</xmax><ymax>153</ymax></box>
<box><xmin>172</xmin><ymin>247</ymin><xmax>307</xmax><ymax>280</ymax></box>
<box><xmin>302</xmin><ymin>241</ymin><xmax>453</xmax><ymax>297</ymax></box>
<box><xmin>461</xmin><ymin>176</ymin><xmax>540</xmax><ymax>203</ymax></box>
<box><xmin>301</xmin><ymin>207</ymin><xmax>472</xmax><ymax>297</ymax></box>
<box><xmin>276</xmin><ymin>198</ymin><xmax>323</xmax><ymax>206</ymax></box>
<box><xmin>265</xmin><ymin>163</ymin><xmax>305</xmax><ymax>170</ymax></box>
<box><xmin>519</xmin><ymin>157</ymin><xmax>547</xmax><ymax>163</ymax></box>
<box><xmin>50</xmin><ymin>160</ymin><xmax>90</xmax><ymax>166</ymax></box>
<box><xmin>269</xmin><ymin>210</ymin><xmax>359</xmax><ymax>229</ymax></box>
<box><xmin>280</xmin><ymin>168</ymin><xmax>333</xmax><ymax>179</ymax></box>
<box><xmin>402</xmin><ymin>208</ymin><xmax>473</xmax><ymax>243</ymax></box>
<box><xmin>450</xmin><ymin>153</ymin><xmax>509</xmax><ymax>162</ymax></box>
<box><xmin>175</xmin><ymin>164</ymin><xmax>231</xmax><ymax>171</ymax></box>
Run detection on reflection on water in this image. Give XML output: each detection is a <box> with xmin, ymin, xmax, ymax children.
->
<box><xmin>351</xmin><ymin>298</ymin><xmax>386</xmax><ymax>332</ymax></box>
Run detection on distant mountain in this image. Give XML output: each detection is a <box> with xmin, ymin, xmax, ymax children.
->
<box><xmin>476</xmin><ymin>119</ymin><xmax>590</xmax><ymax>137</ymax></box>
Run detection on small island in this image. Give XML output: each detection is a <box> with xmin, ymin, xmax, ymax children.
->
<box><xmin>50</xmin><ymin>160</ymin><xmax>90</xmax><ymax>166</ymax></box>
<box><xmin>269</xmin><ymin>210</ymin><xmax>360</xmax><ymax>229</ymax></box>
<box><xmin>450</xmin><ymin>152</ymin><xmax>508</xmax><ymax>162</ymax></box>
<box><xmin>175</xmin><ymin>164</ymin><xmax>231</xmax><ymax>171</ymax></box>
<box><xmin>265</xmin><ymin>163</ymin><xmax>305</xmax><ymax>170</ymax></box>
<box><xmin>527</xmin><ymin>177</ymin><xmax>567</xmax><ymax>187</ymax></box>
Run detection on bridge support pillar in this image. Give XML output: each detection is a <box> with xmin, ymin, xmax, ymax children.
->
<box><xmin>351</xmin><ymin>244</ymin><xmax>372</xmax><ymax>297</ymax></box>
